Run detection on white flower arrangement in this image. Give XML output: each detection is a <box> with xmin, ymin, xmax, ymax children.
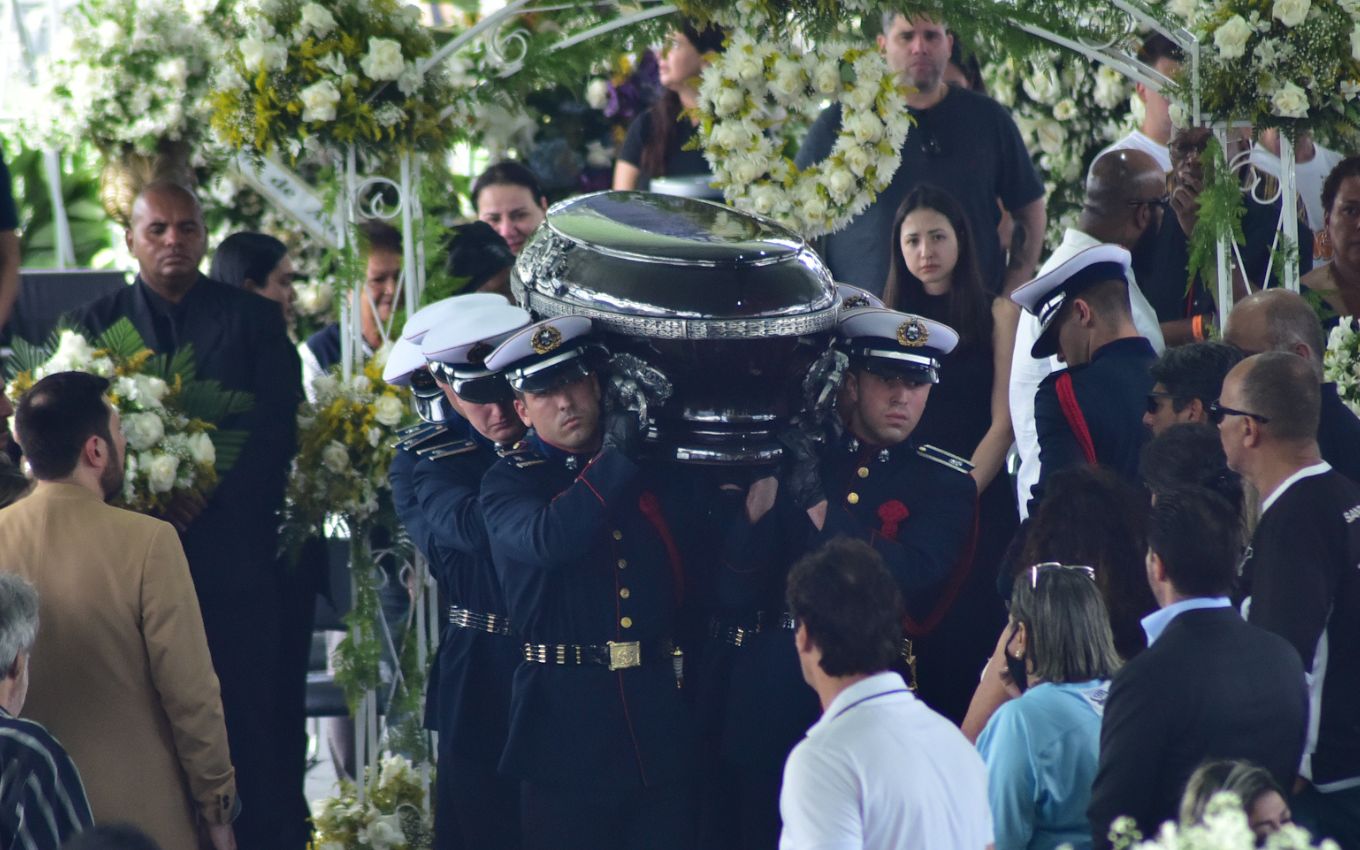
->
<box><xmin>25</xmin><ymin>0</ymin><xmax>225</xmax><ymax>153</ymax></box>
<box><xmin>209</xmin><ymin>0</ymin><xmax>458</xmax><ymax>159</ymax></box>
<box><xmin>1107</xmin><ymin>791</ymin><xmax>1339</xmax><ymax>848</ymax></box>
<box><xmin>313</xmin><ymin>754</ymin><xmax>431</xmax><ymax>850</ymax></box>
<box><xmin>1323</xmin><ymin>316</ymin><xmax>1360</xmax><ymax>417</ymax></box>
<box><xmin>695</xmin><ymin>28</ymin><xmax>912</xmax><ymax>237</ymax></box>
<box><xmin>983</xmin><ymin>52</ymin><xmax>1136</xmax><ymax>246</ymax></box>
<box><xmin>1159</xmin><ymin>0</ymin><xmax>1360</xmax><ymax>133</ymax></box>
<box><xmin>5</xmin><ymin>321</ymin><xmax>251</xmax><ymax>514</ymax></box>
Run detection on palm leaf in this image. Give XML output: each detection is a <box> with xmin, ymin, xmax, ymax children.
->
<box><xmin>5</xmin><ymin>337</ymin><xmax>52</xmax><ymax>379</ymax></box>
<box><xmin>210</xmin><ymin>430</ymin><xmax>249</xmax><ymax>474</ymax></box>
<box><xmin>177</xmin><ymin>380</ymin><xmax>255</xmax><ymax>422</ymax></box>
<box><xmin>95</xmin><ymin>318</ymin><xmax>150</xmax><ymax>361</ymax></box>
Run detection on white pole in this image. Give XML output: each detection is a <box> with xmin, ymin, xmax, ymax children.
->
<box><xmin>1279</xmin><ymin>134</ymin><xmax>1300</xmax><ymax>292</ymax></box>
<box><xmin>41</xmin><ymin>150</ymin><xmax>75</xmax><ymax>268</ymax></box>
<box><xmin>1214</xmin><ymin>124</ymin><xmax>1234</xmax><ymax>330</ymax></box>
<box><xmin>343</xmin><ymin>146</ymin><xmax>359</xmax><ymax>380</ymax></box>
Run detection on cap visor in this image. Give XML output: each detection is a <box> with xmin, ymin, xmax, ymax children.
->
<box><xmin>513</xmin><ymin>358</ymin><xmax>593</xmax><ymax>395</ymax></box>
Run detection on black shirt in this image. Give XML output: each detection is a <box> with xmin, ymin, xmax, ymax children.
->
<box><xmin>617</xmin><ymin>113</ymin><xmax>709</xmax><ymax>181</ymax></box>
<box><xmin>1319</xmin><ymin>382</ymin><xmax>1360</xmax><ymax>485</ymax></box>
<box><xmin>795</xmin><ymin>86</ymin><xmax>1044</xmax><ymax>295</ymax></box>
<box><xmin>0</xmin><ymin>146</ymin><xmax>17</xmax><ymax>231</ymax></box>
<box><xmin>1244</xmin><ymin>466</ymin><xmax>1360</xmax><ymax>788</ymax></box>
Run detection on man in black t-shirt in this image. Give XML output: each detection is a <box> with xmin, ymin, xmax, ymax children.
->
<box><xmin>0</xmin><ymin>145</ymin><xmax>20</xmax><ymax>330</ymax></box>
<box><xmin>795</xmin><ymin>13</ymin><xmax>1046</xmax><ymax>297</ymax></box>
<box><xmin>1221</xmin><ymin>352</ymin><xmax>1360</xmax><ymax>848</ymax></box>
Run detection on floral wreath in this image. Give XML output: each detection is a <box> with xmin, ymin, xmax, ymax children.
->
<box><xmin>694</xmin><ymin>25</ymin><xmax>913</xmax><ymax>237</ymax></box>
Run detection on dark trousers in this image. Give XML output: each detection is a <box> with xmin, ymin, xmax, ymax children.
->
<box><xmin>1294</xmin><ymin>783</ymin><xmax>1360</xmax><ymax>850</ymax></box>
<box><xmin>434</xmin><ymin>752</ymin><xmax>521</xmax><ymax>850</ymax></box>
<box><xmin>699</xmin><ymin>763</ymin><xmax>781</xmax><ymax>850</ymax></box>
<box><xmin>521</xmin><ymin>780</ymin><xmax>695</xmax><ymax>850</ymax></box>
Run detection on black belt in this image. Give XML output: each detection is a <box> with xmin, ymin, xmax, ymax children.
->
<box><xmin>709</xmin><ymin>611</ymin><xmax>796</xmax><ymax>647</ymax></box>
<box><xmin>522</xmin><ymin>639</ymin><xmax>675</xmax><ymax>671</ymax></box>
<box><xmin>448</xmin><ymin>606</ymin><xmax>514</xmax><ymax>637</ymax></box>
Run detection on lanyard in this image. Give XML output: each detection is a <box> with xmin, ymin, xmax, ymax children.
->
<box><xmin>832</xmin><ymin>688</ymin><xmax>910</xmax><ymax>720</ymax></box>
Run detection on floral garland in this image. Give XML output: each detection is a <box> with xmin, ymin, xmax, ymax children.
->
<box><xmin>209</xmin><ymin>0</ymin><xmax>458</xmax><ymax>160</ymax></box>
<box><xmin>25</xmin><ymin>0</ymin><xmax>227</xmax><ymax>154</ymax></box>
<box><xmin>5</xmin><ymin>319</ymin><xmax>252</xmax><ymax>513</ymax></box>
<box><xmin>314</xmin><ymin>754</ymin><xmax>432</xmax><ymax>850</ymax></box>
<box><xmin>1109</xmin><ymin>791</ymin><xmax>1334</xmax><ymax>848</ymax></box>
<box><xmin>694</xmin><ymin>27</ymin><xmax>913</xmax><ymax>237</ymax></box>
<box><xmin>1324</xmin><ymin>316</ymin><xmax>1360</xmax><ymax>417</ymax></box>
<box><xmin>983</xmin><ymin>51</ymin><xmax>1136</xmax><ymax>247</ymax></box>
<box><xmin>1160</xmin><ymin>0</ymin><xmax>1360</xmax><ymax>136</ymax></box>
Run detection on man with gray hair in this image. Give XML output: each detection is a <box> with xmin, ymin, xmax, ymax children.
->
<box><xmin>1224</xmin><ymin>288</ymin><xmax>1360</xmax><ymax>483</ymax></box>
<box><xmin>0</xmin><ymin>573</ymin><xmax>94</xmax><ymax>849</ymax></box>
<box><xmin>1218</xmin><ymin>352</ymin><xmax>1360</xmax><ymax>847</ymax></box>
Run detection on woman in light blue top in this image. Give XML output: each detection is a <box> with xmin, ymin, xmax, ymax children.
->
<box><xmin>976</xmin><ymin>562</ymin><xmax>1123</xmax><ymax>850</ymax></box>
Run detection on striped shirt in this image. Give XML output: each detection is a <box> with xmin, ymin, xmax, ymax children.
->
<box><xmin>0</xmin><ymin>707</ymin><xmax>93</xmax><ymax>849</ymax></box>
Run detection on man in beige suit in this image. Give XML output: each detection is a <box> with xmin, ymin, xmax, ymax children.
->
<box><xmin>0</xmin><ymin>371</ymin><xmax>238</xmax><ymax>850</ymax></box>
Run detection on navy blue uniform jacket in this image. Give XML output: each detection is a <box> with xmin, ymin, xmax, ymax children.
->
<box><xmin>480</xmin><ymin>436</ymin><xmax>697</xmax><ymax>791</ymax></box>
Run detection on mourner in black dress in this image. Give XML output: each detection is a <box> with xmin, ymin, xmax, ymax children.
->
<box><xmin>72</xmin><ymin>182</ymin><xmax>305</xmax><ymax>850</ymax></box>
<box><xmin>1011</xmin><ymin>244</ymin><xmax>1157</xmax><ymax>512</ymax></box>
<box><xmin>480</xmin><ymin>318</ymin><xmax>698</xmax><ymax>850</ymax></box>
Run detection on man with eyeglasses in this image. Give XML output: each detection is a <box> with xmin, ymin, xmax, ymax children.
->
<box><xmin>795</xmin><ymin>12</ymin><xmax>1045</xmax><ymax>300</ymax></box>
<box><xmin>1010</xmin><ymin>150</ymin><xmax>1167</xmax><ymax>518</ymax></box>
<box><xmin>1218</xmin><ymin>352</ymin><xmax>1360</xmax><ymax>848</ymax></box>
<box><xmin>1011</xmin><ymin>244</ymin><xmax>1157</xmax><ymax>514</ymax></box>
<box><xmin>1141</xmin><ymin>341</ymin><xmax>1244</xmax><ymax>437</ymax></box>
<box><xmin>1224</xmin><ymin>288</ymin><xmax>1360</xmax><ymax>484</ymax></box>
<box><xmin>1087</xmin><ymin>487</ymin><xmax>1307</xmax><ymax>848</ymax></box>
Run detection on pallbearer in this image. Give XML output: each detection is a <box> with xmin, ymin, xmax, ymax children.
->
<box><xmin>480</xmin><ymin>317</ymin><xmax>697</xmax><ymax>850</ymax></box>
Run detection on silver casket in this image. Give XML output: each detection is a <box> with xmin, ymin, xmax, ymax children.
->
<box><xmin>512</xmin><ymin>191</ymin><xmax>839</xmax><ymax>465</ymax></box>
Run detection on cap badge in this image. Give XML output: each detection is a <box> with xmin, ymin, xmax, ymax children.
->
<box><xmin>531</xmin><ymin>324</ymin><xmax>563</xmax><ymax>355</ymax></box>
<box><xmin>897</xmin><ymin>318</ymin><xmax>929</xmax><ymax>348</ymax></box>
<box><xmin>467</xmin><ymin>342</ymin><xmax>493</xmax><ymax>365</ymax></box>
<box><xmin>841</xmin><ymin>295</ymin><xmax>870</xmax><ymax>311</ymax></box>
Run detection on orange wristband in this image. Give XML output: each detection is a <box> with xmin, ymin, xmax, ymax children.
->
<box><xmin>1192</xmin><ymin>314</ymin><xmax>1205</xmax><ymax>342</ymax></box>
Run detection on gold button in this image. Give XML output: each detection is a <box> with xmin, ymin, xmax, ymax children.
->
<box><xmin>617</xmin><ymin>559</ymin><xmax>627</xmax><ymax>569</ymax></box>
<box><xmin>620</xmin><ymin>617</ymin><xmax>633</xmax><ymax>629</ymax></box>
<box><xmin>612</xmin><ymin>530</ymin><xmax>623</xmax><ymax>541</ymax></box>
<box><xmin>619</xmin><ymin>588</ymin><xmax>631</xmax><ymax>599</ymax></box>
<box><xmin>857</xmin><ymin>467</ymin><xmax>869</xmax><ymax>478</ymax></box>
<box><xmin>847</xmin><ymin>492</ymin><xmax>860</xmax><ymax>505</ymax></box>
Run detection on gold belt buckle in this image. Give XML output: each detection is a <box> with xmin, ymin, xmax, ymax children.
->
<box><xmin>607</xmin><ymin>640</ymin><xmax>642</xmax><ymax>671</ymax></box>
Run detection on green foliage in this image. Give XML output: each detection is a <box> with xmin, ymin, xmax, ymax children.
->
<box><xmin>334</xmin><ymin>537</ymin><xmax>386</xmax><ymax>712</ymax></box>
<box><xmin>1186</xmin><ymin>137</ymin><xmax>1247</xmax><ymax>314</ymax></box>
<box><xmin>93</xmin><ymin>318</ymin><xmax>149</xmax><ymax>361</ymax></box>
<box><xmin>2</xmin><ymin>138</ymin><xmax>115</xmax><ymax>268</ymax></box>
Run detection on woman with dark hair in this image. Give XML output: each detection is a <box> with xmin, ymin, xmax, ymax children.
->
<box><xmin>977</xmin><ymin>563</ymin><xmax>1121</xmax><ymax>850</ymax></box>
<box><xmin>1301</xmin><ymin>154</ymin><xmax>1360</xmax><ymax>319</ymax></box>
<box><xmin>962</xmin><ymin>467</ymin><xmax>1153</xmax><ymax>740</ymax></box>
<box><xmin>612</xmin><ymin>22</ymin><xmax>725</xmax><ymax>190</ymax></box>
<box><xmin>209</xmin><ymin>231</ymin><xmax>298</xmax><ymax>324</ymax></box>
<box><xmin>1140</xmin><ymin>423</ymin><xmax>1245</xmax><ymax>511</ymax></box>
<box><xmin>880</xmin><ymin>185</ymin><xmax>1018</xmax><ymax>723</ymax></box>
<box><xmin>472</xmin><ymin>160</ymin><xmax>549</xmax><ymax>257</ymax></box>
<box><xmin>1179</xmin><ymin>759</ymin><xmax>1293</xmax><ymax>844</ymax></box>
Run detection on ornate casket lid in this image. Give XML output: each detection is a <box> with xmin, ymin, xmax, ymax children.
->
<box><xmin>512</xmin><ymin>191</ymin><xmax>838</xmax><ymax>339</ymax></box>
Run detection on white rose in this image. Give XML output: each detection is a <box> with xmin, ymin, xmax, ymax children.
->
<box><xmin>1270</xmin><ymin>81</ymin><xmax>1309</xmax><ymax>118</ymax></box>
<box><xmin>299</xmin><ymin>80</ymin><xmax>341</xmax><ymax>123</ymax></box>
<box><xmin>240</xmin><ymin>36</ymin><xmax>287</xmax><ymax>72</ymax></box>
<box><xmin>187</xmin><ymin>432</ymin><xmax>216</xmax><ymax>466</ymax></box>
<box><xmin>769</xmin><ymin>57</ymin><xmax>805</xmax><ymax>102</ymax></box>
<box><xmin>321</xmin><ymin>441</ymin><xmax>350</xmax><ymax>474</ymax></box>
<box><xmin>729</xmin><ymin>49</ymin><xmax>764</xmax><ymax>83</ymax></box>
<box><xmin>373</xmin><ymin>394</ymin><xmax>404</xmax><ymax>427</ymax></box>
<box><xmin>585</xmin><ymin>78</ymin><xmax>609</xmax><ymax>110</ymax></box>
<box><xmin>47</xmin><ymin>330</ymin><xmax>95</xmax><ymax>372</ymax></box>
<box><xmin>360</xmin><ymin>37</ymin><xmax>405</xmax><ymax>81</ymax></box>
<box><xmin>317</xmin><ymin>52</ymin><xmax>347</xmax><ymax>76</ymax></box>
<box><xmin>1214</xmin><ymin>15</ymin><xmax>1252</xmax><ymax>60</ymax></box>
<box><xmin>123</xmin><ymin>412</ymin><xmax>166</xmax><ymax>452</ymax></box>
<box><xmin>147</xmin><ymin>454</ymin><xmax>180</xmax><ymax>494</ymax></box>
<box><xmin>89</xmin><ymin>357</ymin><xmax>114</xmax><ymax>378</ymax></box>
<box><xmin>842</xmin><ymin>143</ymin><xmax>873</xmax><ymax>176</ymax></box>
<box><xmin>714</xmin><ymin>87</ymin><xmax>744</xmax><ymax>117</ymax></box>
<box><xmin>843</xmin><ymin>111</ymin><xmax>883</xmax><ymax>144</ymax></box>
<box><xmin>812</xmin><ymin>60</ymin><xmax>841</xmax><ymax>95</ymax></box>
<box><xmin>134</xmin><ymin>374</ymin><xmax>169</xmax><ymax>405</ymax></box>
<box><xmin>825</xmin><ymin>167</ymin><xmax>855</xmax><ymax>201</ymax></box>
<box><xmin>1352</xmin><ymin>24</ymin><xmax>1360</xmax><ymax>62</ymax></box>
<box><xmin>299</xmin><ymin>2</ymin><xmax>337</xmax><ymax>36</ymax></box>
<box><xmin>1272</xmin><ymin>0</ymin><xmax>1310</xmax><ymax>26</ymax></box>
<box><xmin>397</xmin><ymin>64</ymin><xmax>423</xmax><ymax>96</ymax></box>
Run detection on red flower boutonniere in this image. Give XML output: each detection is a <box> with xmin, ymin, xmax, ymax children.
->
<box><xmin>877</xmin><ymin>500</ymin><xmax>909</xmax><ymax>540</ymax></box>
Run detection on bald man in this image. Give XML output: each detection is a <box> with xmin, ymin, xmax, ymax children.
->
<box><xmin>1010</xmin><ymin>149</ymin><xmax>1167</xmax><ymax>516</ymax></box>
<box><xmin>1225</xmin><ymin>288</ymin><xmax>1360</xmax><ymax>483</ymax></box>
<box><xmin>72</xmin><ymin>181</ymin><xmax>307</xmax><ymax>850</ymax></box>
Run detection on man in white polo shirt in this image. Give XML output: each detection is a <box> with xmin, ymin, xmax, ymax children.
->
<box><xmin>778</xmin><ymin>538</ymin><xmax>994</xmax><ymax>850</ymax></box>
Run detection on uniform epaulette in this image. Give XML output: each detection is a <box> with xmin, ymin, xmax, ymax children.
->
<box><xmin>392</xmin><ymin>424</ymin><xmax>444</xmax><ymax>450</ymax></box>
<box><xmin>395</xmin><ymin>421</ymin><xmax>431</xmax><ymax>438</ymax></box>
<box><xmin>419</xmin><ymin>439</ymin><xmax>479</xmax><ymax>460</ymax></box>
<box><xmin>498</xmin><ymin>441</ymin><xmax>545</xmax><ymax>468</ymax></box>
<box><xmin>917</xmin><ymin>444</ymin><xmax>974</xmax><ymax>474</ymax></box>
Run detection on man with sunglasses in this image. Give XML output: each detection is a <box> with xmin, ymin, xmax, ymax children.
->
<box><xmin>1088</xmin><ymin>488</ymin><xmax>1307</xmax><ymax>848</ymax></box>
<box><xmin>1011</xmin><ymin>244</ymin><xmax>1157</xmax><ymax>513</ymax></box>
<box><xmin>392</xmin><ymin>300</ymin><xmax>531</xmax><ymax>850</ymax></box>
<box><xmin>1141</xmin><ymin>341</ymin><xmax>1243</xmax><ymax>437</ymax></box>
<box><xmin>479</xmin><ymin>317</ymin><xmax>698</xmax><ymax>850</ymax></box>
<box><xmin>1219</xmin><ymin>352</ymin><xmax>1360</xmax><ymax>847</ymax></box>
<box><xmin>1010</xmin><ymin>150</ymin><xmax>1168</xmax><ymax>518</ymax></box>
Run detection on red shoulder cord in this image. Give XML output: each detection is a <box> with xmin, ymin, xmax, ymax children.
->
<box><xmin>1056</xmin><ymin>372</ymin><xmax>1098</xmax><ymax>465</ymax></box>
